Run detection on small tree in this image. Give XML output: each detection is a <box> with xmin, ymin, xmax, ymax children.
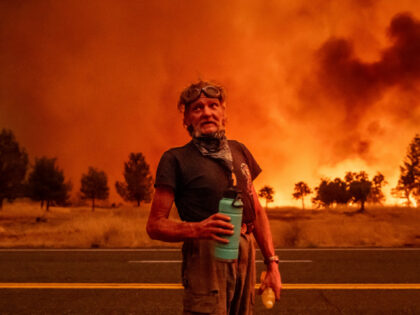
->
<box><xmin>80</xmin><ymin>167</ymin><xmax>109</xmax><ymax>211</ymax></box>
<box><xmin>115</xmin><ymin>153</ymin><xmax>153</xmax><ymax>207</ymax></box>
<box><xmin>312</xmin><ymin>179</ymin><xmax>333</xmax><ymax>208</ymax></box>
<box><xmin>292</xmin><ymin>181</ymin><xmax>312</xmax><ymax>209</ymax></box>
<box><xmin>26</xmin><ymin>157</ymin><xmax>71</xmax><ymax>211</ymax></box>
<box><xmin>0</xmin><ymin>129</ymin><xmax>28</xmax><ymax>210</ymax></box>
<box><xmin>347</xmin><ymin>171</ymin><xmax>371</xmax><ymax>213</ymax></box>
<box><xmin>258</xmin><ymin>185</ymin><xmax>274</xmax><ymax>210</ymax></box>
<box><xmin>368</xmin><ymin>172</ymin><xmax>387</xmax><ymax>204</ymax></box>
<box><xmin>392</xmin><ymin>134</ymin><xmax>420</xmax><ymax>206</ymax></box>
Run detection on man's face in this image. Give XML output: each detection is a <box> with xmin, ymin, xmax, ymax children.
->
<box><xmin>184</xmin><ymin>94</ymin><xmax>225</xmax><ymax>137</ymax></box>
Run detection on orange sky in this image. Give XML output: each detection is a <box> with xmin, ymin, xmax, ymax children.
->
<box><xmin>1</xmin><ymin>0</ymin><xmax>420</xmax><ymax>206</ymax></box>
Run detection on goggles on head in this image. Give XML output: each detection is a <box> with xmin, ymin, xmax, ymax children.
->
<box><xmin>181</xmin><ymin>85</ymin><xmax>222</xmax><ymax>105</ymax></box>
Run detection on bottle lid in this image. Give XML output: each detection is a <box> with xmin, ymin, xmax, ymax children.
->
<box><xmin>223</xmin><ymin>188</ymin><xmax>238</xmax><ymax>199</ymax></box>
<box><xmin>223</xmin><ymin>188</ymin><xmax>243</xmax><ymax>208</ymax></box>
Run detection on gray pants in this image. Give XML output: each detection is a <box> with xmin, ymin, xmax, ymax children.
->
<box><xmin>182</xmin><ymin>233</ymin><xmax>255</xmax><ymax>315</ymax></box>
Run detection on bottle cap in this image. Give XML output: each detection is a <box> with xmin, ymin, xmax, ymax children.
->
<box><xmin>223</xmin><ymin>187</ymin><xmax>237</xmax><ymax>199</ymax></box>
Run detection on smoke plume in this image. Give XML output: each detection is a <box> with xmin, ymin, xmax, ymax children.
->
<box><xmin>1</xmin><ymin>1</ymin><xmax>420</xmax><ymax>205</ymax></box>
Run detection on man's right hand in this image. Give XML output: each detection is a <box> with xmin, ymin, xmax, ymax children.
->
<box><xmin>148</xmin><ymin>187</ymin><xmax>235</xmax><ymax>243</ymax></box>
<box><xmin>194</xmin><ymin>213</ymin><xmax>234</xmax><ymax>243</ymax></box>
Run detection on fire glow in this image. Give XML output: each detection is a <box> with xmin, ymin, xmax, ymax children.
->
<box><xmin>0</xmin><ymin>1</ymin><xmax>419</xmax><ymax>207</ymax></box>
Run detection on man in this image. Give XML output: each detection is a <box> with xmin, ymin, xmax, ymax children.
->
<box><xmin>147</xmin><ymin>81</ymin><xmax>281</xmax><ymax>314</ymax></box>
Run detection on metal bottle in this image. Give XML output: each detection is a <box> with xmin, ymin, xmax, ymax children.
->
<box><xmin>214</xmin><ymin>188</ymin><xmax>243</xmax><ymax>261</ymax></box>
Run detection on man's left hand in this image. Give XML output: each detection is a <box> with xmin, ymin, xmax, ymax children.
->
<box><xmin>259</xmin><ymin>265</ymin><xmax>282</xmax><ymax>300</ymax></box>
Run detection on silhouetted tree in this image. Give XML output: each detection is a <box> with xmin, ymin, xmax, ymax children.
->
<box><xmin>26</xmin><ymin>157</ymin><xmax>72</xmax><ymax>211</ymax></box>
<box><xmin>333</xmin><ymin>178</ymin><xmax>352</xmax><ymax>205</ymax></box>
<box><xmin>312</xmin><ymin>177</ymin><xmax>350</xmax><ymax>208</ymax></box>
<box><xmin>80</xmin><ymin>167</ymin><xmax>109</xmax><ymax>211</ymax></box>
<box><xmin>258</xmin><ymin>185</ymin><xmax>274</xmax><ymax>210</ymax></box>
<box><xmin>346</xmin><ymin>171</ymin><xmax>371</xmax><ymax>213</ymax></box>
<box><xmin>313</xmin><ymin>171</ymin><xmax>386</xmax><ymax>211</ymax></box>
<box><xmin>392</xmin><ymin>134</ymin><xmax>420</xmax><ymax>206</ymax></box>
<box><xmin>115</xmin><ymin>153</ymin><xmax>153</xmax><ymax>207</ymax></box>
<box><xmin>292</xmin><ymin>181</ymin><xmax>312</xmax><ymax>209</ymax></box>
<box><xmin>368</xmin><ymin>172</ymin><xmax>387</xmax><ymax>204</ymax></box>
<box><xmin>0</xmin><ymin>129</ymin><xmax>28</xmax><ymax>210</ymax></box>
<box><xmin>312</xmin><ymin>179</ymin><xmax>332</xmax><ymax>208</ymax></box>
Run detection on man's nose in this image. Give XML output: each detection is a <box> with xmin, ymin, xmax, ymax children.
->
<box><xmin>202</xmin><ymin>105</ymin><xmax>212</xmax><ymax>116</ymax></box>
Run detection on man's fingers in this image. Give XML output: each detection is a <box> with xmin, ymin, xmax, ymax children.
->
<box><xmin>274</xmin><ymin>286</ymin><xmax>281</xmax><ymax>300</ymax></box>
<box><xmin>259</xmin><ymin>285</ymin><xmax>280</xmax><ymax>300</ymax></box>
<box><xmin>199</xmin><ymin>215</ymin><xmax>234</xmax><ymax>241</ymax></box>
<box><xmin>258</xmin><ymin>283</ymin><xmax>266</xmax><ymax>295</ymax></box>
<box><xmin>212</xmin><ymin>234</ymin><xmax>229</xmax><ymax>244</ymax></box>
<box><xmin>206</xmin><ymin>219</ymin><xmax>234</xmax><ymax>232</ymax></box>
<box><xmin>210</xmin><ymin>221</ymin><xmax>234</xmax><ymax>231</ymax></box>
<box><xmin>211</xmin><ymin>213</ymin><xmax>231</xmax><ymax>222</ymax></box>
<box><xmin>275</xmin><ymin>290</ymin><xmax>281</xmax><ymax>300</ymax></box>
<box><xmin>215</xmin><ymin>221</ymin><xmax>234</xmax><ymax>230</ymax></box>
<box><xmin>212</xmin><ymin>227</ymin><xmax>234</xmax><ymax>235</ymax></box>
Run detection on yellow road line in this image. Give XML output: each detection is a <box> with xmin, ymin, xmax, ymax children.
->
<box><xmin>0</xmin><ymin>283</ymin><xmax>419</xmax><ymax>290</ymax></box>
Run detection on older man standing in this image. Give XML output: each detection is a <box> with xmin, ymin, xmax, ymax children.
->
<box><xmin>147</xmin><ymin>81</ymin><xmax>281</xmax><ymax>314</ymax></box>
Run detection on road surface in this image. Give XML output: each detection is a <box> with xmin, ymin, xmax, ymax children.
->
<box><xmin>0</xmin><ymin>248</ymin><xmax>419</xmax><ymax>314</ymax></box>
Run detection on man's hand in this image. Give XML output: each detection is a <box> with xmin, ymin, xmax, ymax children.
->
<box><xmin>147</xmin><ymin>187</ymin><xmax>234</xmax><ymax>242</ymax></box>
<box><xmin>259</xmin><ymin>265</ymin><xmax>282</xmax><ymax>300</ymax></box>
<box><xmin>194</xmin><ymin>213</ymin><xmax>234</xmax><ymax>243</ymax></box>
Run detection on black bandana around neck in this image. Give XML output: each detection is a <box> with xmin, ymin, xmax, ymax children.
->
<box><xmin>192</xmin><ymin>130</ymin><xmax>233</xmax><ymax>172</ymax></box>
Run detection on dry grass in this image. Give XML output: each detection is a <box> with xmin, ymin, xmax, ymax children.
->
<box><xmin>0</xmin><ymin>200</ymin><xmax>180</xmax><ymax>248</ymax></box>
<box><xmin>268</xmin><ymin>206</ymin><xmax>420</xmax><ymax>248</ymax></box>
<box><xmin>0</xmin><ymin>200</ymin><xmax>419</xmax><ymax>248</ymax></box>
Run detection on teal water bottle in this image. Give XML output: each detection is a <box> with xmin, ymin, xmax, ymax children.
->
<box><xmin>214</xmin><ymin>189</ymin><xmax>243</xmax><ymax>261</ymax></box>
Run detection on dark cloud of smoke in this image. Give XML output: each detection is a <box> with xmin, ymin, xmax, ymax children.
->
<box><xmin>317</xmin><ymin>12</ymin><xmax>420</xmax><ymax>107</ymax></box>
<box><xmin>383</xmin><ymin>12</ymin><xmax>420</xmax><ymax>83</ymax></box>
<box><xmin>320</xmin><ymin>12</ymin><xmax>419</xmax><ymax>94</ymax></box>
<box><xmin>303</xmin><ymin>12</ymin><xmax>420</xmax><ymax>162</ymax></box>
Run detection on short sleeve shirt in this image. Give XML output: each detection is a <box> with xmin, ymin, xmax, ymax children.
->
<box><xmin>154</xmin><ymin>140</ymin><xmax>261</xmax><ymax>223</ymax></box>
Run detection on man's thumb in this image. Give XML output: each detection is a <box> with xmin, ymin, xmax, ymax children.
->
<box><xmin>258</xmin><ymin>282</ymin><xmax>266</xmax><ymax>295</ymax></box>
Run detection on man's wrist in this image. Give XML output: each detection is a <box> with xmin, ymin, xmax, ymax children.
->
<box><xmin>188</xmin><ymin>222</ymin><xmax>199</xmax><ymax>238</ymax></box>
<box><xmin>264</xmin><ymin>255</ymin><xmax>279</xmax><ymax>265</ymax></box>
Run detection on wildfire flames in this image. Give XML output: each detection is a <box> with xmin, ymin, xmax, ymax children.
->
<box><xmin>1</xmin><ymin>1</ymin><xmax>419</xmax><ymax>206</ymax></box>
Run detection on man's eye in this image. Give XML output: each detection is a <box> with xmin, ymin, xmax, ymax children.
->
<box><xmin>210</xmin><ymin>103</ymin><xmax>219</xmax><ymax>108</ymax></box>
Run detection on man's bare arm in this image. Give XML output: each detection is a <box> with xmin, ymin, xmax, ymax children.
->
<box><xmin>146</xmin><ymin>186</ymin><xmax>234</xmax><ymax>243</ymax></box>
<box><xmin>251</xmin><ymin>185</ymin><xmax>282</xmax><ymax>300</ymax></box>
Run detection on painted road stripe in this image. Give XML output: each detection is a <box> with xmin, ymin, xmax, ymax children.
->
<box><xmin>0</xmin><ymin>248</ymin><xmax>419</xmax><ymax>252</ymax></box>
<box><xmin>0</xmin><ymin>283</ymin><xmax>419</xmax><ymax>290</ymax></box>
<box><xmin>128</xmin><ymin>260</ymin><xmax>182</xmax><ymax>263</ymax></box>
<box><xmin>128</xmin><ymin>260</ymin><xmax>312</xmax><ymax>263</ymax></box>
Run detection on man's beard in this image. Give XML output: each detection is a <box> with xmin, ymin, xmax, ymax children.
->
<box><xmin>192</xmin><ymin>128</ymin><xmax>225</xmax><ymax>139</ymax></box>
<box><xmin>189</xmin><ymin>120</ymin><xmax>226</xmax><ymax>138</ymax></box>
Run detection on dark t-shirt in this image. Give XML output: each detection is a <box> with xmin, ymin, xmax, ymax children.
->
<box><xmin>154</xmin><ymin>140</ymin><xmax>261</xmax><ymax>223</ymax></box>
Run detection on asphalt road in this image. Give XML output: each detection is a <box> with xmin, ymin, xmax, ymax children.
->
<box><xmin>0</xmin><ymin>248</ymin><xmax>419</xmax><ymax>314</ymax></box>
